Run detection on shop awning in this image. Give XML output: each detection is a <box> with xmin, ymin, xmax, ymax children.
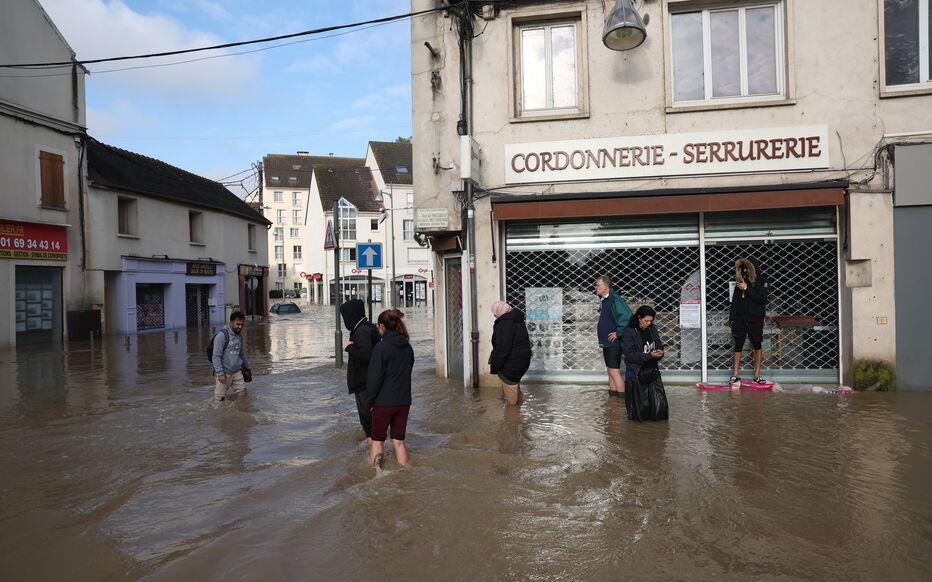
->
<box><xmin>491</xmin><ymin>182</ymin><xmax>846</xmax><ymax>221</ymax></box>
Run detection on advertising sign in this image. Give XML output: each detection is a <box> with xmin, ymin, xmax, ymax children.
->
<box><xmin>0</xmin><ymin>219</ymin><xmax>68</xmax><ymax>261</ymax></box>
<box><xmin>505</xmin><ymin>125</ymin><xmax>830</xmax><ymax>184</ymax></box>
<box><xmin>525</xmin><ymin>287</ymin><xmax>564</xmax><ymax>371</ymax></box>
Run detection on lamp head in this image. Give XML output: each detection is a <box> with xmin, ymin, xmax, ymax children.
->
<box><xmin>602</xmin><ymin>0</ymin><xmax>647</xmax><ymax>51</ymax></box>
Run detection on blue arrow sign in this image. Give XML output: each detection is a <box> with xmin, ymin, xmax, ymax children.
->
<box><xmin>356</xmin><ymin>242</ymin><xmax>383</xmax><ymax>269</ymax></box>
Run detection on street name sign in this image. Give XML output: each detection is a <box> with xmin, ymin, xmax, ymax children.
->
<box><xmin>356</xmin><ymin>242</ymin><xmax>383</xmax><ymax>269</ymax></box>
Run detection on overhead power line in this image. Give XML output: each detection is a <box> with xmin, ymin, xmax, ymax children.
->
<box><xmin>0</xmin><ymin>3</ymin><xmax>457</xmax><ymax>69</ymax></box>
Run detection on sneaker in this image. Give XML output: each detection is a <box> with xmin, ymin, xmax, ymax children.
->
<box><xmin>753</xmin><ymin>377</ymin><xmax>766</xmax><ymax>384</ymax></box>
<box><xmin>728</xmin><ymin>376</ymin><xmax>740</xmax><ymax>383</ymax></box>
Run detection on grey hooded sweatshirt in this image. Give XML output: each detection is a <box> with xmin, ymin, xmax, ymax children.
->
<box><xmin>211</xmin><ymin>323</ymin><xmax>250</xmax><ymax>376</ymax></box>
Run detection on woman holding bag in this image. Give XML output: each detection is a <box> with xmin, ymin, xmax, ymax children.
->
<box><xmin>621</xmin><ymin>305</ymin><xmax>669</xmax><ymax>421</ymax></box>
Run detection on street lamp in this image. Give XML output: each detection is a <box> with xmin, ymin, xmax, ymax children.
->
<box><xmin>374</xmin><ymin>189</ymin><xmax>397</xmax><ymax>309</ymax></box>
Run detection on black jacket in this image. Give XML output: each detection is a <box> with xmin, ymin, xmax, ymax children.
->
<box><xmin>729</xmin><ymin>258</ymin><xmax>769</xmax><ymax>322</ymax></box>
<box><xmin>365</xmin><ymin>330</ymin><xmax>414</xmax><ymax>408</ymax></box>
<box><xmin>341</xmin><ymin>300</ymin><xmax>380</xmax><ymax>394</ymax></box>
<box><xmin>488</xmin><ymin>309</ymin><xmax>532</xmax><ymax>383</ymax></box>
<box><xmin>621</xmin><ymin>324</ymin><xmax>664</xmax><ymax>377</ymax></box>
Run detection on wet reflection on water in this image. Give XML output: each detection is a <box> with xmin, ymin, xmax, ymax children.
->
<box><xmin>0</xmin><ymin>305</ymin><xmax>930</xmax><ymax>580</ymax></box>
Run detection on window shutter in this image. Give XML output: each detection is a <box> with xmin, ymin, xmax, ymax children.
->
<box><xmin>39</xmin><ymin>151</ymin><xmax>65</xmax><ymax>208</ymax></box>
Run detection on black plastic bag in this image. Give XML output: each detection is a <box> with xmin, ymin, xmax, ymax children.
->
<box><xmin>625</xmin><ymin>373</ymin><xmax>669</xmax><ymax>422</ymax></box>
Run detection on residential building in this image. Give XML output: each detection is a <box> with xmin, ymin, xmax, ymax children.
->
<box><xmin>260</xmin><ymin>152</ymin><xmax>364</xmax><ymax>298</ymax></box>
<box><xmin>0</xmin><ymin>0</ymin><xmax>87</xmax><ymax>347</ymax></box>
<box><xmin>306</xmin><ymin>163</ymin><xmax>384</xmax><ymax>305</ymax></box>
<box><xmin>412</xmin><ymin>0</ymin><xmax>932</xmax><ymax>389</ymax></box>
<box><xmin>85</xmin><ymin>139</ymin><xmax>271</xmax><ymax>334</ymax></box>
<box><xmin>365</xmin><ymin>141</ymin><xmax>432</xmax><ymax>308</ymax></box>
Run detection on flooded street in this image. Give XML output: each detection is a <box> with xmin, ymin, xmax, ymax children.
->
<box><xmin>1</xmin><ymin>305</ymin><xmax>930</xmax><ymax>581</ymax></box>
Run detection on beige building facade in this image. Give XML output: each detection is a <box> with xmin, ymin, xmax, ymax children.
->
<box><xmin>412</xmin><ymin>0</ymin><xmax>932</xmax><ymax>388</ymax></box>
<box><xmin>0</xmin><ymin>0</ymin><xmax>88</xmax><ymax>347</ymax></box>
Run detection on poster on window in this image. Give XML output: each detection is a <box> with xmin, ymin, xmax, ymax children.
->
<box><xmin>525</xmin><ymin>287</ymin><xmax>564</xmax><ymax>371</ymax></box>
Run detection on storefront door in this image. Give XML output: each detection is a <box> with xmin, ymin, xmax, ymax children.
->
<box><xmin>185</xmin><ymin>284</ymin><xmax>210</xmax><ymax>327</ymax></box>
<box><xmin>444</xmin><ymin>256</ymin><xmax>464</xmax><ymax>378</ymax></box>
<box><xmin>14</xmin><ymin>266</ymin><xmax>62</xmax><ymax>345</ymax></box>
<box><xmin>136</xmin><ymin>283</ymin><xmax>165</xmax><ymax>331</ymax></box>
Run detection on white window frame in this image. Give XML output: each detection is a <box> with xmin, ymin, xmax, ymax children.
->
<box><xmin>292</xmin><ymin>209</ymin><xmax>302</xmax><ymax>224</ymax></box>
<box><xmin>338</xmin><ymin>198</ymin><xmax>357</xmax><ymax>242</ymax></box>
<box><xmin>292</xmin><ymin>263</ymin><xmax>303</xmax><ymax>275</ymax></box>
<box><xmin>666</xmin><ymin>0</ymin><xmax>793</xmax><ymax>112</ymax></box>
<box><xmin>275</xmin><ymin>281</ymin><xmax>284</xmax><ymax>290</ymax></box>
<box><xmin>403</xmin><ymin>219</ymin><xmax>415</xmax><ymax>241</ymax></box>
<box><xmin>880</xmin><ymin>0</ymin><xmax>932</xmax><ymax>97</ymax></box>
<box><xmin>276</xmin><ymin>210</ymin><xmax>286</xmax><ymax>224</ymax></box>
<box><xmin>290</xmin><ymin>227</ymin><xmax>300</xmax><ymax>238</ymax></box>
<box><xmin>508</xmin><ymin>6</ymin><xmax>590</xmax><ymax>122</ymax></box>
<box><xmin>274</xmin><ymin>227</ymin><xmax>284</xmax><ymax>242</ymax></box>
<box><xmin>293</xmin><ymin>245</ymin><xmax>302</xmax><ymax>260</ymax></box>
<box><xmin>370</xmin><ymin>218</ymin><xmax>379</xmax><ymax>231</ymax></box>
<box><xmin>292</xmin><ymin>191</ymin><xmax>302</xmax><ymax>206</ymax></box>
<box><xmin>274</xmin><ymin>245</ymin><xmax>284</xmax><ymax>260</ymax></box>
<box><xmin>273</xmin><ymin>191</ymin><xmax>283</xmax><ymax>202</ymax></box>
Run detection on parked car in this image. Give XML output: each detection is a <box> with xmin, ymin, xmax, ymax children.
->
<box><xmin>270</xmin><ymin>302</ymin><xmax>301</xmax><ymax>314</ymax></box>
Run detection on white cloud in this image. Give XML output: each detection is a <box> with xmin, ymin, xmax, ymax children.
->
<box><xmin>41</xmin><ymin>0</ymin><xmax>259</xmax><ymax>100</ymax></box>
<box><xmin>87</xmin><ymin>99</ymin><xmax>160</xmax><ymax>137</ymax></box>
<box><xmin>350</xmin><ymin>84</ymin><xmax>410</xmax><ymax>111</ymax></box>
<box><xmin>329</xmin><ymin>115</ymin><xmax>376</xmax><ymax>131</ymax></box>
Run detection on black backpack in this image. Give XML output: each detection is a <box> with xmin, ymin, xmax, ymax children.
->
<box><xmin>206</xmin><ymin>329</ymin><xmax>230</xmax><ymax>363</ymax></box>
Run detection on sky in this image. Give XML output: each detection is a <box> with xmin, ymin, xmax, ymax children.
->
<box><xmin>40</xmin><ymin>0</ymin><xmax>414</xmax><ymax>196</ymax></box>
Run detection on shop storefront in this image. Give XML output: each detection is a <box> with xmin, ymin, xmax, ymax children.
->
<box><xmin>497</xmin><ymin>191</ymin><xmax>843</xmax><ymax>384</ymax></box>
<box><xmin>329</xmin><ymin>275</ymin><xmax>385</xmax><ymax>305</ymax></box>
<box><xmin>238</xmin><ymin>264</ymin><xmax>268</xmax><ymax>317</ymax></box>
<box><xmin>109</xmin><ymin>257</ymin><xmax>225</xmax><ymax>334</ymax></box>
<box><xmin>2</xmin><ymin>219</ymin><xmax>69</xmax><ymax>345</ymax></box>
<box><xmin>393</xmin><ymin>275</ymin><xmax>428</xmax><ymax>308</ymax></box>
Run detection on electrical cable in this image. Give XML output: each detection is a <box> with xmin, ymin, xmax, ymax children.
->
<box><xmin>0</xmin><ymin>3</ymin><xmax>462</xmax><ymax>69</ymax></box>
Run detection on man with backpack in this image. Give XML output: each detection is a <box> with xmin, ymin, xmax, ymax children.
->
<box><xmin>210</xmin><ymin>311</ymin><xmax>252</xmax><ymax>404</ymax></box>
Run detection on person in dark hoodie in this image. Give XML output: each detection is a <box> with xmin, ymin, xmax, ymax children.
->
<box><xmin>728</xmin><ymin>257</ymin><xmax>769</xmax><ymax>384</ymax></box>
<box><xmin>489</xmin><ymin>300</ymin><xmax>532</xmax><ymax>405</ymax></box>
<box><xmin>366</xmin><ymin>309</ymin><xmax>415</xmax><ymax>468</ymax></box>
<box><xmin>341</xmin><ymin>299</ymin><xmax>381</xmax><ymax>440</ymax></box>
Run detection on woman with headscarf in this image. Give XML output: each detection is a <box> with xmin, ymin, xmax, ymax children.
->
<box><xmin>489</xmin><ymin>300</ymin><xmax>532</xmax><ymax>405</ymax></box>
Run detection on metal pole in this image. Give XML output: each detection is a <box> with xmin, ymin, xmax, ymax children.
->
<box><xmin>367</xmin><ymin>269</ymin><xmax>373</xmax><ymax>322</ymax></box>
<box><xmin>389</xmin><ymin>192</ymin><xmax>397</xmax><ymax>310</ymax></box>
<box><xmin>334</xmin><ymin>201</ymin><xmax>343</xmax><ymax>368</ymax></box>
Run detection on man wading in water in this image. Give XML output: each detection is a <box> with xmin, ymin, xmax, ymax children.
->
<box><xmin>594</xmin><ymin>276</ymin><xmax>634</xmax><ymax>397</ymax></box>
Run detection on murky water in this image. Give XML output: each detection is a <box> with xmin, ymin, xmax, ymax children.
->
<box><xmin>1</xmin><ymin>305</ymin><xmax>930</xmax><ymax>581</ymax></box>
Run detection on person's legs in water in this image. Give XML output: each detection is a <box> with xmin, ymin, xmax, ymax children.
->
<box><xmin>213</xmin><ymin>374</ymin><xmax>231</xmax><ymax>403</ymax></box>
<box><xmin>753</xmin><ymin>349</ymin><xmax>763</xmax><ymax>381</ymax></box>
<box><xmin>354</xmin><ymin>392</ymin><xmax>373</xmax><ymax>443</ymax></box>
<box><xmin>607</xmin><ymin>368</ymin><xmax>625</xmax><ymax>394</ymax></box>
<box><xmin>389</xmin><ymin>406</ymin><xmax>410</xmax><ymax>467</ymax></box>
<box><xmin>499</xmin><ymin>373</ymin><xmax>523</xmax><ymax>405</ymax></box>
<box><xmin>369</xmin><ymin>406</ymin><xmax>389</xmax><ymax>467</ymax></box>
<box><xmin>731</xmin><ymin>351</ymin><xmax>743</xmax><ymax>380</ymax></box>
<box><xmin>230</xmin><ymin>371</ymin><xmax>247</xmax><ymax>399</ymax></box>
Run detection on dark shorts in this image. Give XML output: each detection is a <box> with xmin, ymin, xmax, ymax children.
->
<box><xmin>603</xmin><ymin>346</ymin><xmax>622</xmax><ymax>369</ymax></box>
<box><xmin>370</xmin><ymin>405</ymin><xmax>410</xmax><ymax>442</ymax></box>
<box><xmin>733</xmin><ymin>319</ymin><xmax>764</xmax><ymax>351</ymax></box>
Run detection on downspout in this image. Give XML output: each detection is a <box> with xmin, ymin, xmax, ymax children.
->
<box><xmin>464</xmin><ymin>12</ymin><xmax>480</xmax><ymax>388</ymax></box>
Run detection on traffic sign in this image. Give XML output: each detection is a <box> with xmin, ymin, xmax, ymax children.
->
<box><xmin>356</xmin><ymin>242</ymin><xmax>383</xmax><ymax>269</ymax></box>
<box><xmin>324</xmin><ymin>221</ymin><xmax>336</xmax><ymax>250</ymax></box>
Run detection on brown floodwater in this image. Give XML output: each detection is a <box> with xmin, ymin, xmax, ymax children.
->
<box><xmin>0</xmin><ymin>305</ymin><xmax>930</xmax><ymax>581</ymax></box>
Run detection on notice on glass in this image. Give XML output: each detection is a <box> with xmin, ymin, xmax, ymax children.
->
<box><xmin>679</xmin><ymin>300</ymin><xmax>701</xmax><ymax>329</ymax></box>
<box><xmin>525</xmin><ymin>287</ymin><xmax>564</xmax><ymax>371</ymax></box>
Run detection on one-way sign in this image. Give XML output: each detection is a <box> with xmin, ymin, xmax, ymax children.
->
<box><xmin>356</xmin><ymin>242</ymin><xmax>383</xmax><ymax>269</ymax></box>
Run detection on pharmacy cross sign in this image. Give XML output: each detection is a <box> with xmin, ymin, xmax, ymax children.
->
<box><xmin>355</xmin><ymin>242</ymin><xmax>383</xmax><ymax>270</ymax></box>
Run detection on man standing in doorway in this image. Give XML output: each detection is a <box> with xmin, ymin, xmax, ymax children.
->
<box><xmin>212</xmin><ymin>311</ymin><xmax>252</xmax><ymax>404</ymax></box>
<box><xmin>729</xmin><ymin>258</ymin><xmax>769</xmax><ymax>384</ymax></box>
<box><xmin>595</xmin><ymin>276</ymin><xmax>633</xmax><ymax>396</ymax></box>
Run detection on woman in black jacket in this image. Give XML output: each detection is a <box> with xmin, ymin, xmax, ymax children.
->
<box><xmin>341</xmin><ymin>299</ymin><xmax>381</xmax><ymax>440</ymax></box>
<box><xmin>366</xmin><ymin>309</ymin><xmax>415</xmax><ymax>468</ymax></box>
<box><xmin>489</xmin><ymin>301</ymin><xmax>532</xmax><ymax>405</ymax></box>
<box><xmin>621</xmin><ymin>305</ymin><xmax>668</xmax><ymax>421</ymax></box>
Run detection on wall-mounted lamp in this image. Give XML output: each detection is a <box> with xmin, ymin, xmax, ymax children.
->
<box><xmin>602</xmin><ymin>0</ymin><xmax>647</xmax><ymax>51</ymax></box>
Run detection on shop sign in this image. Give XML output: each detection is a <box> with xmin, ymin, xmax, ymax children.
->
<box><xmin>187</xmin><ymin>262</ymin><xmax>217</xmax><ymax>276</ymax></box>
<box><xmin>0</xmin><ymin>219</ymin><xmax>67</xmax><ymax>261</ymax></box>
<box><xmin>243</xmin><ymin>266</ymin><xmax>264</xmax><ymax>276</ymax></box>
<box><xmin>415</xmin><ymin>208</ymin><xmax>450</xmax><ymax>231</ymax></box>
<box><xmin>504</xmin><ymin>125</ymin><xmax>830</xmax><ymax>184</ymax></box>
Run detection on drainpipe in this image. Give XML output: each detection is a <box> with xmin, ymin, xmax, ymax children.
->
<box><xmin>464</xmin><ymin>22</ymin><xmax>479</xmax><ymax>389</ymax></box>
